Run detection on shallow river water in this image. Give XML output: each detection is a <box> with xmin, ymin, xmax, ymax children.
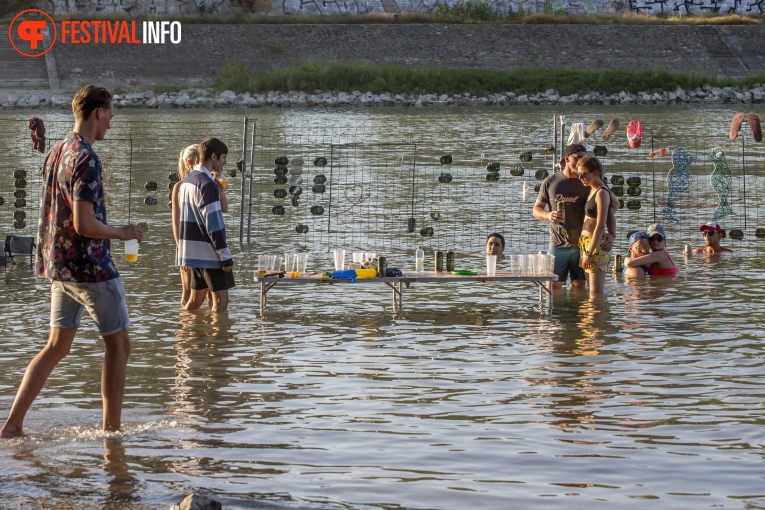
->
<box><xmin>1</xmin><ymin>105</ymin><xmax>765</xmax><ymax>509</ymax></box>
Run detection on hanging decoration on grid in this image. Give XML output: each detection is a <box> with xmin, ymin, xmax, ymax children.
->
<box><xmin>661</xmin><ymin>147</ymin><xmax>695</xmax><ymax>223</ymax></box>
<box><xmin>708</xmin><ymin>147</ymin><xmax>734</xmax><ymax>220</ymax></box>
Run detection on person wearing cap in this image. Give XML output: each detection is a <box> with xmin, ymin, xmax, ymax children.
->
<box><xmin>533</xmin><ymin>144</ymin><xmax>618</xmax><ymax>289</ymax></box>
<box><xmin>486</xmin><ymin>233</ymin><xmax>505</xmax><ymax>260</ymax></box>
<box><xmin>693</xmin><ymin>221</ymin><xmax>733</xmax><ymax>255</ymax></box>
<box><xmin>623</xmin><ymin>231</ymin><xmax>650</xmax><ymax>278</ymax></box>
<box><xmin>625</xmin><ymin>223</ymin><xmax>679</xmax><ymax>276</ymax></box>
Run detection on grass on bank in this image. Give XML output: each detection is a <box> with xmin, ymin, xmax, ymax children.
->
<box><xmin>214</xmin><ymin>61</ymin><xmax>765</xmax><ymax>97</ymax></box>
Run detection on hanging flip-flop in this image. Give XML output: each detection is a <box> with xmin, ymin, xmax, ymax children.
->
<box><xmin>626</xmin><ymin>120</ymin><xmax>642</xmax><ymax>149</ymax></box>
<box><xmin>730</xmin><ymin>112</ymin><xmax>746</xmax><ymax>140</ymax></box>
<box><xmin>748</xmin><ymin>114</ymin><xmax>762</xmax><ymax>142</ymax></box>
<box><xmin>601</xmin><ymin>118</ymin><xmax>619</xmax><ymax>141</ymax></box>
<box><xmin>584</xmin><ymin>119</ymin><xmax>604</xmax><ymax>139</ymax></box>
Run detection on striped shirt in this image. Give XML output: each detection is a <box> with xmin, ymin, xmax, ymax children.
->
<box><xmin>177</xmin><ymin>165</ymin><xmax>233</xmax><ymax>269</ymax></box>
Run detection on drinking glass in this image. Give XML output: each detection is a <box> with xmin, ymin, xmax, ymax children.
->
<box><xmin>296</xmin><ymin>253</ymin><xmax>308</xmax><ymax>276</ymax></box>
<box><xmin>333</xmin><ymin>249</ymin><xmax>346</xmax><ymax>271</ymax></box>
<box><xmin>285</xmin><ymin>253</ymin><xmax>296</xmax><ymax>275</ymax></box>
<box><xmin>545</xmin><ymin>254</ymin><xmax>556</xmax><ymax>275</ymax></box>
<box><xmin>352</xmin><ymin>252</ymin><xmax>364</xmax><ymax>264</ymax></box>
<box><xmin>364</xmin><ymin>252</ymin><xmax>376</xmax><ymax>262</ymax></box>
<box><xmin>268</xmin><ymin>255</ymin><xmax>281</xmax><ymax>273</ymax></box>
<box><xmin>519</xmin><ymin>254</ymin><xmax>530</xmax><ymax>275</ymax></box>
<box><xmin>124</xmin><ymin>239</ymin><xmax>139</xmax><ymax>263</ymax></box>
<box><xmin>257</xmin><ymin>254</ymin><xmax>268</xmax><ymax>276</ymax></box>
<box><xmin>509</xmin><ymin>255</ymin><xmax>520</xmax><ymax>273</ymax></box>
<box><xmin>486</xmin><ymin>255</ymin><xmax>497</xmax><ymax>276</ymax></box>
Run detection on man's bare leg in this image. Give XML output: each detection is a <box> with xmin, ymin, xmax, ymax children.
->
<box><xmin>101</xmin><ymin>328</ymin><xmax>130</xmax><ymax>432</ymax></box>
<box><xmin>210</xmin><ymin>290</ymin><xmax>229</xmax><ymax>312</ymax></box>
<box><xmin>183</xmin><ymin>289</ymin><xmax>208</xmax><ymax>311</ymax></box>
<box><xmin>0</xmin><ymin>327</ymin><xmax>77</xmax><ymax>438</ymax></box>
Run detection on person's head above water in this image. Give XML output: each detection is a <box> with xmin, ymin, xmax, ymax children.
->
<box><xmin>486</xmin><ymin>233</ymin><xmax>505</xmax><ymax>257</ymax></box>
<box><xmin>628</xmin><ymin>231</ymin><xmax>650</xmax><ymax>255</ymax></box>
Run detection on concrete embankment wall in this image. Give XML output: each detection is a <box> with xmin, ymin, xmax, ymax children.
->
<box><xmin>48</xmin><ymin>24</ymin><xmax>764</xmax><ymax>91</ymax></box>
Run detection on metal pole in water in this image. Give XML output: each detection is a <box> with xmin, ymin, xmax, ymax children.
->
<box><xmin>247</xmin><ymin>122</ymin><xmax>257</xmax><ymax>245</ymax></box>
<box><xmin>239</xmin><ymin>117</ymin><xmax>248</xmax><ymax>245</ymax></box>
<box><xmin>552</xmin><ymin>114</ymin><xmax>557</xmax><ymax>174</ymax></box>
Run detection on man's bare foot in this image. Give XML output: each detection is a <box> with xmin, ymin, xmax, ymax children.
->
<box><xmin>0</xmin><ymin>424</ymin><xmax>24</xmax><ymax>438</ymax></box>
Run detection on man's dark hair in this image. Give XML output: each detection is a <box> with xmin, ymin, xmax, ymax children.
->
<box><xmin>487</xmin><ymin>232</ymin><xmax>505</xmax><ymax>248</ymax></box>
<box><xmin>71</xmin><ymin>84</ymin><xmax>112</xmax><ymax>121</ymax></box>
<box><xmin>199</xmin><ymin>137</ymin><xmax>228</xmax><ymax>162</ymax></box>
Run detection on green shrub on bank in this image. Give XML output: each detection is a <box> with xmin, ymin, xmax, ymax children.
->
<box><xmin>214</xmin><ymin>61</ymin><xmax>761</xmax><ymax>96</ymax></box>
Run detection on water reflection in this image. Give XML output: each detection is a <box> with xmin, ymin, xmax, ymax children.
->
<box><xmin>102</xmin><ymin>437</ymin><xmax>139</xmax><ymax>503</ymax></box>
<box><xmin>171</xmin><ymin>310</ymin><xmax>239</xmax><ymax>424</ymax></box>
<box><xmin>3</xmin><ymin>108</ymin><xmax>765</xmax><ymax>509</ymax></box>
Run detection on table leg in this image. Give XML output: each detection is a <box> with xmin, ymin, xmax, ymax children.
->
<box><xmin>389</xmin><ymin>281</ymin><xmax>403</xmax><ymax>311</ymax></box>
<box><xmin>260</xmin><ymin>280</ymin><xmax>266</xmax><ymax>312</ymax></box>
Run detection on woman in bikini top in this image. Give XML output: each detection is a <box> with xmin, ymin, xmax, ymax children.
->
<box><xmin>576</xmin><ymin>156</ymin><xmax>612</xmax><ymax>294</ymax></box>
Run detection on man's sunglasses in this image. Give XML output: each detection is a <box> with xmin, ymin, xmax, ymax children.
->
<box><xmin>701</xmin><ymin>230</ymin><xmax>717</xmax><ymax>237</ymax></box>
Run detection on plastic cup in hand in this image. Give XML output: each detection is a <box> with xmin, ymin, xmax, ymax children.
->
<box><xmin>486</xmin><ymin>255</ymin><xmax>497</xmax><ymax>276</ymax></box>
<box><xmin>296</xmin><ymin>253</ymin><xmax>308</xmax><ymax>276</ymax></box>
<box><xmin>333</xmin><ymin>249</ymin><xmax>346</xmax><ymax>271</ymax></box>
<box><xmin>124</xmin><ymin>239</ymin><xmax>139</xmax><ymax>262</ymax></box>
<box><xmin>258</xmin><ymin>254</ymin><xmax>268</xmax><ymax>276</ymax></box>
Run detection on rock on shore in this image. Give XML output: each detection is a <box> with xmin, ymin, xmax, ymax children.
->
<box><xmin>1</xmin><ymin>84</ymin><xmax>763</xmax><ymax>109</ymax></box>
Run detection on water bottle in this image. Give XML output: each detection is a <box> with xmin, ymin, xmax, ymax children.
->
<box><xmin>415</xmin><ymin>245</ymin><xmax>424</xmax><ymax>273</ymax></box>
<box><xmin>522</xmin><ymin>182</ymin><xmax>529</xmax><ymax>202</ymax></box>
<box><xmin>649</xmin><ymin>147</ymin><xmax>667</xmax><ymax>159</ymax></box>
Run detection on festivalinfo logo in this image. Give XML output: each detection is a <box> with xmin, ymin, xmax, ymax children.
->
<box><xmin>8</xmin><ymin>9</ymin><xmax>182</xmax><ymax>58</ymax></box>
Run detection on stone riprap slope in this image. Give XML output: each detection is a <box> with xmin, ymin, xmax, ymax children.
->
<box><xmin>2</xmin><ymin>84</ymin><xmax>764</xmax><ymax>109</ymax></box>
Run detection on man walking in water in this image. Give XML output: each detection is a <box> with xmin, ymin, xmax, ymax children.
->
<box><xmin>1</xmin><ymin>85</ymin><xmax>143</xmax><ymax>438</ymax></box>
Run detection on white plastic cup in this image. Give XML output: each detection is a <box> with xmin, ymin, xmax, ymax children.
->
<box><xmin>520</xmin><ymin>254</ymin><xmax>530</xmax><ymax>275</ymax></box>
<box><xmin>365</xmin><ymin>252</ymin><xmax>376</xmax><ymax>262</ymax></box>
<box><xmin>545</xmin><ymin>254</ymin><xmax>556</xmax><ymax>275</ymax></box>
<box><xmin>333</xmin><ymin>249</ymin><xmax>346</xmax><ymax>271</ymax></box>
<box><xmin>352</xmin><ymin>252</ymin><xmax>364</xmax><ymax>264</ymax></box>
<box><xmin>509</xmin><ymin>255</ymin><xmax>520</xmax><ymax>273</ymax></box>
<box><xmin>296</xmin><ymin>253</ymin><xmax>308</xmax><ymax>275</ymax></box>
<box><xmin>257</xmin><ymin>254</ymin><xmax>268</xmax><ymax>275</ymax></box>
<box><xmin>269</xmin><ymin>255</ymin><xmax>281</xmax><ymax>273</ymax></box>
<box><xmin>124</xmin><ymin>239</ymin><xmax>139</xmax><ymax>262</ymax></box>
<box><xmin>486</xmin><ymin>255</ymin><xmax>497</xmax><ymax>276</ymax></box>
<box><xmin>285</xmin><ymin>253</ymin><xmax>296</xmax><ymax>274</ymax></box>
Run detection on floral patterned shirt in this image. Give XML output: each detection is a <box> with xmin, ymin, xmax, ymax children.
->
<box><xmin>36</xmin><ymin>132</ymin><xmax>119</xmax><ymax>282</ymax></box>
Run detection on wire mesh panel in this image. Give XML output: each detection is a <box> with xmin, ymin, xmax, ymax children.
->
<box><xmin>0</xmin><ymin>114</ymin><xmax>246</xmax><ymax>247</ymax></box>
<box><xmin>2</xmin><ymin>111</ymin><xmax>764</xmax><ymax>259</ymax></box>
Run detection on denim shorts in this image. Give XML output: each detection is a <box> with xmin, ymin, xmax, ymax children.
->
<box><xmin>549</xmin><ymin>247</ymin><xmax>585</xmax><ymax>284</ymax></box>
<box><xmin>50</xmin><ymin>278</ymin><xmax>130</xmax><ymax>336</ymax></box>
